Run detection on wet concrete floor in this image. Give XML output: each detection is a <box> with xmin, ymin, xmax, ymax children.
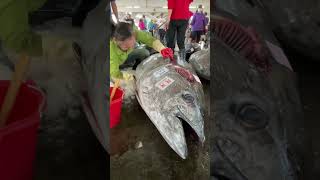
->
<box><xmin>110</xmin><ymin>81</ymin><xmax>210</xmax><ymax>180</ymax></box>
<box><xmin>34</xmin><ymin>110</ymin><xmax>108</xmax><ymax>180</ymax></box>
<box><xmin>289</xmin><ymin>54</ymin><xmax>320</xmax><ymax>180</ymax></box>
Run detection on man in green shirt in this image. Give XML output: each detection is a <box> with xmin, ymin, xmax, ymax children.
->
<box><xmin>110</xmin><ymin>22</ymin><xmax>173</xmax><ymax>81</ymax></box>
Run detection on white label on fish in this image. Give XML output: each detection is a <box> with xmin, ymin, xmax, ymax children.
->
<box><xmin>193</xmin><ymin>74</ymin><xmax>201</xmax><ymax>84</ymax></box>
<box><xmin>155</xmin><ymin>76</ymin><xmax>175</xmax><ymax>90</ymax></box>
<box><xmin>153</xmin><ymin>67</ymin><xmax>169</xmax><ymax>78</ymax></box>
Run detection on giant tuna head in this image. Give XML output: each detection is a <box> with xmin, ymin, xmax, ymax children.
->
<box><xmin>211</xmin><ymin>15</ymin><xmax>305</xmax><ymax>180</ymax></box>
<box><xmin>135</xmin><ymin>54</ymin><xmax>206</xmax><ymax>159</ymax></box>
<box><xmin>159</xmin><ymin>88</ymin><xmax>205</xmax><ymax>158</ymax></box>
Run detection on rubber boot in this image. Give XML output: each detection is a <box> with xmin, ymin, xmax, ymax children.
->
<box><xmin>178</xmin><ymin>49</ymin><xmax>187</xmax><ymax>66</ymax></box>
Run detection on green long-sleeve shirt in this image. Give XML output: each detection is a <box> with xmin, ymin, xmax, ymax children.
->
<box><xmin>110</xmin><ymin>28</ymin><xmax>156</xmax><ymax>78</ymax></box>
<box><xmin>0</xmin><ymin>0</ymin><xmax>46</xmax><ymax>56</ymax></box>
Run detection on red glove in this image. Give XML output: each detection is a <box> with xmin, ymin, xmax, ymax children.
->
<box><xmin>160</xmin><ymin>48</ymin><xmax>174</xmax><ymax>61</ymax></box>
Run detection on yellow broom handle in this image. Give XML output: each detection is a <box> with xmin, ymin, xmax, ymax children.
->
<box><xmin>110</xmin><ymin>79</ymin><xmax>120</xmax><ymax>102</ymax></box>
<box><xmin>0</xmin><ymin>54</ymin><xmax>30</xmax><ymax>127</ymax></box>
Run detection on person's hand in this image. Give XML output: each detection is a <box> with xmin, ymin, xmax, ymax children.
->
<box><xmin>117</xmin><ymin>71</ymin><xmax>136</xmax><ymax>95</ymax></box>
<box><xmin>160</xmin><ymin>48</ymin><xmax>174</xmax><ymax>60</ymax></box>
<box><xmin>111</xmin><ymin>71</ymin><xmax>135</xmax><ymax>85</ymax></box>
<box><xmin>123</xmin><ymin>71</ymin><xmax>134</xmax><ymax>81</ymax></box>
<box><xmin>165</xmin><ymin>19</ymin><xmax>170</xmax><ymax>30</ymax></box>
<box><xmin>121</xmin><ymin>71</ymin><xmax>135</xmax><ymax>89</ymax></box>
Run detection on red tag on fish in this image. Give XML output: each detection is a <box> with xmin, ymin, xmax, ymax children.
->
<box><xmin>174</xmin><ymin>66</ymin><xmax>195</xmax><ymax>83</ymax></box>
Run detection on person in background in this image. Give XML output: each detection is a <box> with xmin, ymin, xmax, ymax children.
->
<box><xmin>110</xmin><ymin>22</ymin><xmax>173</xmax><ymax>82</ymax></box>
<box><xmin>157</xmin><ymin>13</ymin><xmax>167</xmax><ymax>44</ymax></box>
<box><xmin>166</xmin><ymin>0</ymin><xmax>193</xmax><ymax>61</ymax></box>
<box><xmin>204</xmin><ymin>12</ymin><xmax>209</xmax><ymax>25</ymax></box>
<box><xmin>138</xmin><ymin>18</ymin><xmax>146</xmax><ymax>30</ymax></box>
<box><xmin>148</xmin><ymin>19</ymin><xmax>156</xmax><ymax>36</ymax></box>
<box><xmin>124</xmin><ymin>13</ymin><xmax>134</xmax><ymax>25</ymax></box>
<box><xmin>142</xmin><ymin>15</ymin><xmax>148</xmax><ymax>28</ymax></box>
<box><xmin>153</xmin><ymin>19</ymin><xmax>158</xmax><ymax>30</ymax></box>
<box><xmin>190</xmin><ymin>5</ymin><xmax>207</xmax><ymax>43</ymax></box>
<box><xmin>110</xmin><ymin>0</ymin><xmax>118</xmax><ymax>35</ymax></box>
<box><xmin>110</xmin><ymin>0</ymin><xmax>119</xmax><ymax>22</ymax></box>
<box><xmin>204</xmin><ymin>12</ymin><xmax>209</xmax><ymax>34</ymax></box>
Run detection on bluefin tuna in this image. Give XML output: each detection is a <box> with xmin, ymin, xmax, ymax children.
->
<box><xmin>189</xmin><ymin>48</ymin><xmax>210</xmax><ymax>80</ymax></box>
<box><xmin>135</xmin><ymin>53</ymin><xmax>206</xmax><ymax>159</ymax></box>
<box><xmin>211</xmin><ymin>11</ymin><xmax>305</xmax><ymax>180</ymax></box>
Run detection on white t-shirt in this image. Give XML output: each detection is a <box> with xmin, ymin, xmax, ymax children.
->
<box><xmin>157</xmin><ymin>17</ymin><xmax>166</xmax><ymax>30</ymax></box>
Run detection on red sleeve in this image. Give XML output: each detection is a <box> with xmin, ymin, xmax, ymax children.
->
<box><xmin>168</xmin><ymin>0</ymin><xmax>175</xmax><ymax>9</ymax></box>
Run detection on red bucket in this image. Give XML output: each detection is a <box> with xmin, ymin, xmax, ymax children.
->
<box><xmin>0</xmin><ymin>81</ymin><xmax>45</xmax><ymax>180</ymax></box>
<box><xmin>109</xmin><ymin>87</ymin><xmax>124</xmax><ymax>128</ymax></box>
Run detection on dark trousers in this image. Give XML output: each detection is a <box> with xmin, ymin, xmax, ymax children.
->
<box><xmin>158</xmin><ymin>29</ymin><xmax>166</xmax><ymax>44</ymax></box>
<box><xmin>166</xmin><ymin>20</ymin><xmax>189</xmax><ymax>51</ymax></box>
<box><xmin>191</xmin><ymin>30</ymin><xmax>203</xmax><ymax>43</ymax></box>
<box><xmin>149</xmin><ymin>30</ymin><xmax>154</xmax><ymax>36</ymax></box>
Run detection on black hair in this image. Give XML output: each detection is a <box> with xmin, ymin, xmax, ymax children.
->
<box><xmin>112</xmin><ymin>22</ymin><xmax>134</xmax><ymax>41</ymax></box>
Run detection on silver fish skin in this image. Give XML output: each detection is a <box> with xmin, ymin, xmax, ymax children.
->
<box><xmin>135</xmin><ymin>53</ymin><xmax>206</xmax><ymax>159</ymax></box>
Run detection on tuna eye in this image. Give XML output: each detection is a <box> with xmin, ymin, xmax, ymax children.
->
<box><xmin>182</xmin><ymin>93</ymin><xmax>194</xmax><ymax>104</ymax></box>
<box><xmin>236</xmin><ymin>104</ymin><xmax>268</xmax><ymax>130</ymax></box>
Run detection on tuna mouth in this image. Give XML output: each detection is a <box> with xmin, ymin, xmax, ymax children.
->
<box><xmin>176</xmin><ymin>111</ymin><xmax>205</xmax><ymax>143</ymax></box>
<box><xmin>211</xmin><ymin>138</ymin><xmax>248</xmax><ymax>180</ymax></box>
<box><xmin>212</xmin><ymin>136</ymin><xmax>299</xmax><ymax>180</ymax></box>
<box><xmin>177</xmin><ymin>116</ymin><xmax>205</xmax><ymax>143</ymax></box>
